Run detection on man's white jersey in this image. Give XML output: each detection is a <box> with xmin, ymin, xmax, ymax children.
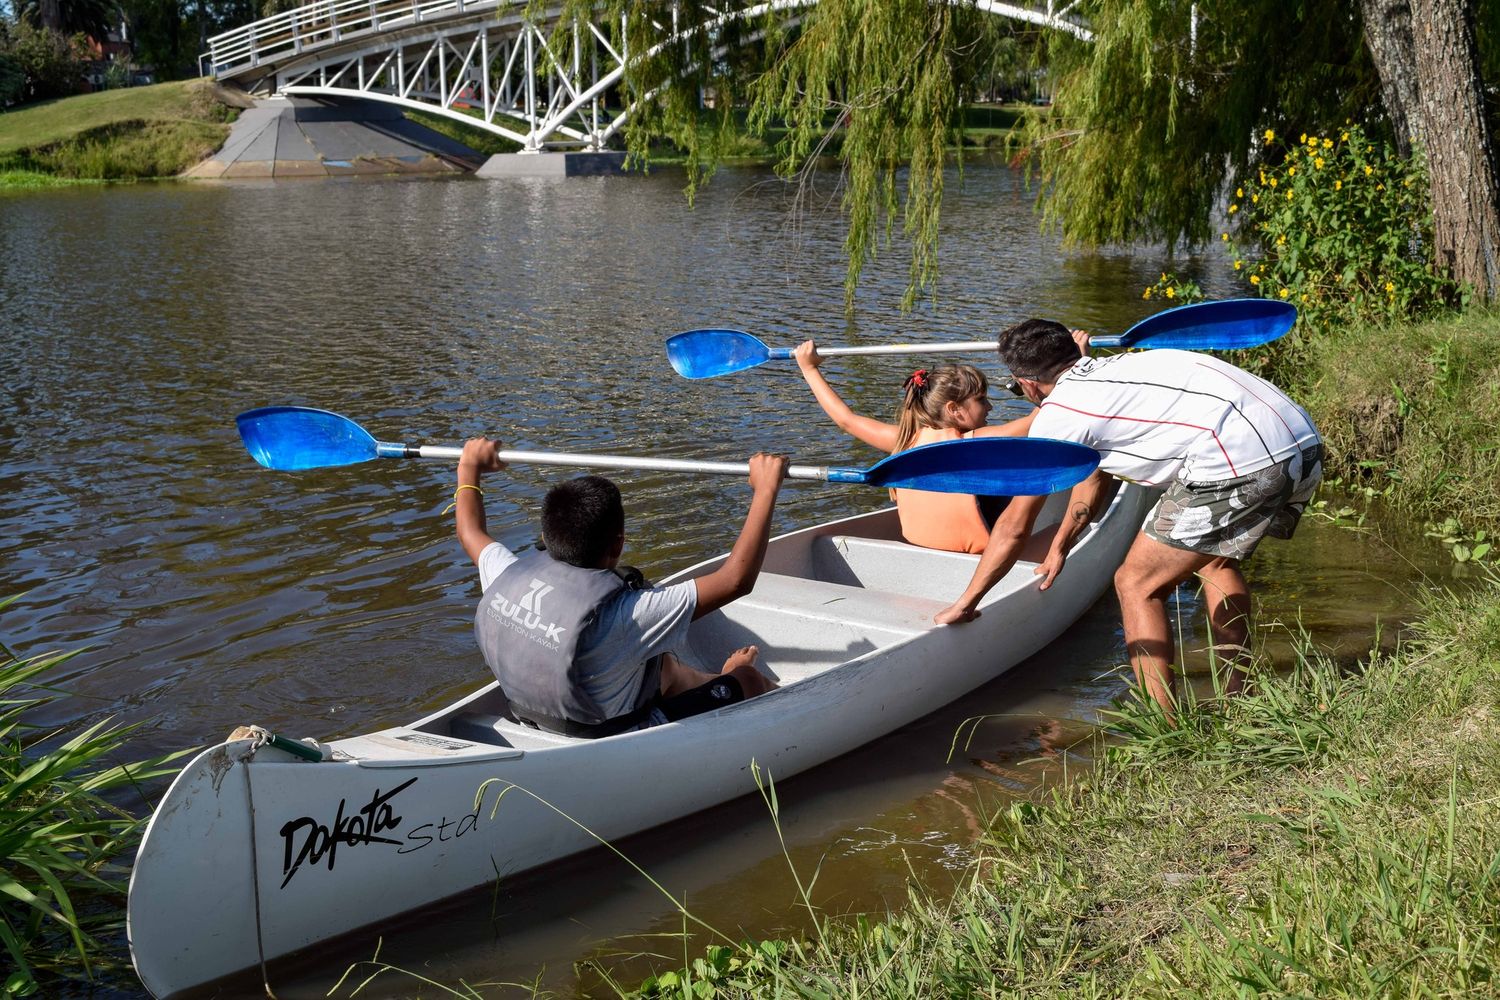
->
<box><xmin>1029</xmin><ymin>350</ymin><xmax>1320</xmax><ymax>485</ymax></box>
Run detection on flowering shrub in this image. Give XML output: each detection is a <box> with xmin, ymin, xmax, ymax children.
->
<box><xmin>1226</xmin><ymin>124</ymin><xmax>1458</xmax><ymax>328</ymax></box>
<box><xmin>1140</xmin><ymin>272</ymin><xmax>1205</xmax><ymax>305</ymax></box>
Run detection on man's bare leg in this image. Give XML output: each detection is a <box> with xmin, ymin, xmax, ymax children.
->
<box><xmin>1196</xmin><ymin>556</ymin><xmax>1252</xmax><ymax>695</ymax></box>
<box><xmin>1113</xmin><ymin>533</ymin><xmax>1217</xmax><ymax>714</ymax></box>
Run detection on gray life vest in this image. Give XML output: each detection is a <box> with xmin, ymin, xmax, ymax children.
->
<box><xmin>474</xmin><ymin>550</ymin><xmax>660</xmax><ymax>726</ymax></box>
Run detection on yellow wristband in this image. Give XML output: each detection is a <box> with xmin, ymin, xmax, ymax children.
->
<box><xmin>443</xmin><ymin>483</ymin><xmax>484</xmax><ymax>515</ymax></box>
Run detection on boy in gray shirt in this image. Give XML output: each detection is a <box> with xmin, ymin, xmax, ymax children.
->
<box><xmin>455</xmin><ymin>438</ymin><xmax>783</xmax><ymax>736</ymax></box>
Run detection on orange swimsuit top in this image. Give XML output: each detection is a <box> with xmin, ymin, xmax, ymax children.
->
<box><xmin>891</xmin><ymin>429</ymin><xmax>992</xmax><ymax>554</ymax></box>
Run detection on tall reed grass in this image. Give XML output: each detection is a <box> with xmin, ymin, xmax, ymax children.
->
<box><xmin>0</xmin><ymin>596</ymin><xmax>186</xmax><ymax>998</ymax></box>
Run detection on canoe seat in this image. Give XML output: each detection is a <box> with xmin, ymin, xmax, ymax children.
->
<box><xmin>811</xmin><ymin>535</ymin><xmax>988</xmax><ymax>599</ymax></box>
<box><xmin>448</xmin><ymin>713</ymin><xmax>512</xmax><ymax>746</ymax></box>
<box><xmin>687</xmin><ymin>572</ymin><xmax>946</xmax><ymax>684</ymax></box>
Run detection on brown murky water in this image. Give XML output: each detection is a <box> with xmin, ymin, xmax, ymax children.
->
<box><xmin>0</xmin><ymin>165</ymin><xmax>1446</xmax><ymax>997</ymax></box>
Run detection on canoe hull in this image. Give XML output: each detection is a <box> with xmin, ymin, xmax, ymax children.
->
<box><xmin>128</xmin><ymin>486</ymin><xmax>1151</xmax><ymax>997</ymax></box>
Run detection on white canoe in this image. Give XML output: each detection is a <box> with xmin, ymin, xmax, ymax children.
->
<box><xmin>127</xmin><ymin>484</ymin><xmax>1150</xmax><ymax>997</ymax></box>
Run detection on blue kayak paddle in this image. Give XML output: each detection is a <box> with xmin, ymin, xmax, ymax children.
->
<box><xmin>665</xmin><ymin>298</ymin><xmax>1297</xmax><ymax>379</ymax></box>
<box><xmin>236</xmin><ymin>406</ymin><xmax>1101</xmax><ymax>496</ymax></box>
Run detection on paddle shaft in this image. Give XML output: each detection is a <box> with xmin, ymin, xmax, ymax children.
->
<box><xmin>385</xmin><ymin>443</ymin><xmax>853</xmax><ymax>483</ymax></box>
<box><xmin>765</xmin><ymin>334</ymin><xmax>1130</xmax><ymax>362</ymax></box>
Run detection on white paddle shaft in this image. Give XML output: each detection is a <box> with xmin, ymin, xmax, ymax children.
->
<box><xmin>408</xmin><ymin>445</ymin><xmax>832</xmax><ymax>481</ymax></box>
<box><xmin>816</xmin><ymin>341</ymin><xmax>998</xmax><ymax>358</ymax></box>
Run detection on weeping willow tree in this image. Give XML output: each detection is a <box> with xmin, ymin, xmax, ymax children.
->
<box><xmin>1021</xmin><ymin>1</ymin><xmax>1376</xmax><ymax>250</ymax></box>
<box><xmin>548</xmin><ymin>0</ymin><xmax>1018</xmax><ymax>307</ymax></box>
<box><xmin>545</xmin><ymin>0</ymin><xmax>1498</xmax><ymax>306</ymax></box>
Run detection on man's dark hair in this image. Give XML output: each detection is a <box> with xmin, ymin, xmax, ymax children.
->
<box><xmin>541</xmin><ymin>476</ymin><xmax>624</xmax><ymax>567</ymax></box>
<box><xmin>997</xmin><ymin>318</ymin><xmax>1082</xmax><ymax>381</ymax></box>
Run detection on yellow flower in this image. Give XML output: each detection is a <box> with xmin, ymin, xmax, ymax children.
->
<box><xmin>1377</xmin><ymin>184</ymin><xmax>1384</xmax><ymax>191</ymax></box>
<box><xmin>1286</xmin><ymin>190</ymin><xmax>1294</xmax><ymax>200</ymax></box>
<box><xmin>1277</xmin><ymin>234</ymin><xmax>1286</xmax><ymax>245</ymax></box>
<box><xmin>1252</xmin><ymin>193</ymin><xmax>1260</xmax><ymax>204</ymax></box>
<box><xmin>1221</xmin><ymin>232</ymin><xmax>1229</xmax><ymax>241</ymax></box>
<box><xmin>1335</xmin><ymin>180</ymin><xmax>1342</xmax><ymax>191</ymax></box>
<box><xmin>1229</xmin><ymin>203</ymin><xmax>1239</xmax><ymax>214</ymax></box>
<box><xmin>1143</xmin><ymin>288</ymin><xmax>1152</xmax><ymax>299</ymax></box>
<box><xmin>1166</xmin><ymin>287</ymin><xmax>1176</xmax><ymax>299</ymax></box>
<box><xmin>1279</xmin><ymin>287</ymin><xmax>1290</xmax><ymax>299</ymax></box>
<box><xmin>1300</xmin><ymin>132</ymin><xmax>1308</xmax><ymax>144</ymax></box>
<box><xmin>1259</xmin><ymin>170</ymin><xmax>1267</xmax><ymax>184</ymax></box>
<box><xmin>1234</xmin><ymin>260</ymin><xmax>1243</xmax><ymax>270</ymax></box>
<box><xmin>1288</xmin><ymin>166</ymin><xmax>1296</xmax><ymax>176</ymax></box>
<box><xmin>1250</xmin><ymin>274</ymin><xmax>1261</xmax><ymax>285</ymax></box>
<box><xmin>1264</xmin><ymin>129</ymin><xmax>1276</xmax><ymax>142</ymax></box>
<box><xmin>1365</xmin><ymin>165</ymin><xmax>1374</xmax><ymax>175</ymax></box>
<box><xmin>1236</xmin><ymin>187</ymin><xmax>1243</xmax><ymax>198</ymax></box>
<box><xmin>1161</xmin><ymin>272</ymin><xmax>1168</xmax><ymax>281</ymax></box>
<box><xmin>1301</xmin><ymin>293</ymin><xmax>1310</xmax><ymax>302</ymax></box>
<box><xmin>1323</xmin><ymin>138</ymin><xmax>1333</xmax><ymax>149</ymax></box>
<box><xmin>1404</xmin><ymin>177</ymin><xmax>1412</xmax><ymax>187</ymax></box>
<box><xmin>1315</xmin><ymin>157</ymin><xmax>1324</xmax><ymax>169</ymax></box>
<box><xmin>1341</xmin><ymin>132</ymin><xmax>1349</xmax><ymax>142</ymax></box>
<box><xmin>1385</xmin><ymin>281</ymin><xmax>1395</xmax><ymax>292</ymax></box>
<box><xmin>1269</xmin><ymin>177</ymin><xmax>1278</xmax><ymax>187</ymax></box>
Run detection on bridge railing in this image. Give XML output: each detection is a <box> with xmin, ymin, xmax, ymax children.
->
<box><xmin>207</xmin><ymin>0</ymin><xmax>517</xmax><ymax>77</ymax></box>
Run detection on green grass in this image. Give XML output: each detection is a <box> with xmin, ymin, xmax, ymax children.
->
<box><xmin>1293</xmin><ymin>308</ymin><xmax>1500</xmax><ymax>527</ymax></box>
<box><xmin>610</xmin><ymin>582</ymin><xmax>1500</xmax><ymax>999</ymax></box>
<box><xmin>0</xmin><ymin>80</ymin><xmax>237</xmax><ymax>183</ymax></box>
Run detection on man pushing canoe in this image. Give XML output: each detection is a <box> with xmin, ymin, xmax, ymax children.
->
<box><xmin>939</xmin><ymin>318</ymin><xmax>1323</xmax><ymax>715</ymax></box>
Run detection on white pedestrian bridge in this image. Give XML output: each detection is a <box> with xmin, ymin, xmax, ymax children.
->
<box><xmin>208</xmin><ymin>0</ymin><xmax>1089</xmax><ymax>155</ymax></box>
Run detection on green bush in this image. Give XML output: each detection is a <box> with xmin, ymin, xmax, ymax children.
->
<box><xmin>0</xmin><ymin>596</ymin><xmax>185</xmax><ymax>998</ymax></box>
<box><xmin>1227</xmin><ymin>124</ymin><xmax>1459</xmax><ymax>328</ymax></box>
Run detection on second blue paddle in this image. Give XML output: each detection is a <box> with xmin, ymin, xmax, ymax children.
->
<box><xmin>237</xmin><ymin>406</ymin><xmax>1101</xmax><ymax>496</ymax></box>
<box><xmin>666</xmin><ymin>298</ymin><xmax>1297</xmax><ymax>379</ymax></box>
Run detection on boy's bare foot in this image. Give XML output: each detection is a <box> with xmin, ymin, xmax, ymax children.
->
<box><xmin>722</xmin><ymin>644</ymin><xmax>778</xmax><ymax>695</ymax></box>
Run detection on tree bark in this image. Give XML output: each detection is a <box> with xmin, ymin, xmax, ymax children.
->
<box><xmin>1360</xmin><ymin>0</ymin><xmax>1422</xmax><ymax>155</ymax></box>
<box><xmin>1410</xmin><ymin>0</ymin><xmax>1500</xmax><ymax>302</ymax></box>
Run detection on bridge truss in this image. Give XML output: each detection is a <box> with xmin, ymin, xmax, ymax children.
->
<box><xmin>207</xmin><ymin>0</ymin><xmax>1089</xmax><ymax>153</ymax></box>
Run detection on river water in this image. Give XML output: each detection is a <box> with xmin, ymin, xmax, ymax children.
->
<box><xmin>0</xmin><ymin>164</ymin><xmax>1442</xmax><ymax>997</ymax></box>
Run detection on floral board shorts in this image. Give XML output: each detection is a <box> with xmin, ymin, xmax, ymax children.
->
<box><xmin>1144</xmin><ymin>444</ymin><xmax>1324</xmax><ymax>560</ymax></box>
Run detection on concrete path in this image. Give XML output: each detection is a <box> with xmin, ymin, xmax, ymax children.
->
<box><xmin>183</xmin><ymin>96</ymin><xmax>484</xmax><ymax>179</ymax></box>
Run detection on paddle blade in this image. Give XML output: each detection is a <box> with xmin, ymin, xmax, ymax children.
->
<box><xmin>1118</xmin><ymin>298</ymin><xmax>1297</xmax><ymax>350</ymax></box>
<box><xmin>860</xmin><ymin>437</ymin><xmax>1100</xmax><ymax>496</ymax></box>
<box><xmin>236</xmin><ymin>406</ymin><xmax>381</xmax><ymax>471</ymax></box>
<box><xmin>665</xmin><ymin>329</ymin><xmax>773</xmax><ymax>379</ymax></box>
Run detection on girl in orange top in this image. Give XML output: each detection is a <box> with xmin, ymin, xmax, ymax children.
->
<box><xmin>793</xmin><ymin>340</ymin><xmax>1017</xmax><ymax>553</ymax></box>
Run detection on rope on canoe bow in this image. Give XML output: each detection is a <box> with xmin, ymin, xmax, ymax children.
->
<box><xmin>227</xmin><ymin>724</ymin><xmax>335</xmax><ymax>997</ymax></box>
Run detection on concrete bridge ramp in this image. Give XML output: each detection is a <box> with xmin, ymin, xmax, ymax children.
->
<box><xmin>183</xmin><ymin>96</ymin><xmax>484</xmax><ymax>178</ymax></box>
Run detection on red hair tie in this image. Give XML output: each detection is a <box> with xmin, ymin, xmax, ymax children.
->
<box><xmin>905</xmin><ymin>369</ymin><xmax>929</xmax><ymax>391</ymax></box>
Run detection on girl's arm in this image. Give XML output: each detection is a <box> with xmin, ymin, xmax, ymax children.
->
<box><xmin>793</xmin><ymin>341</ymin><xmax>900</xmax><ymax>453</ymax></box>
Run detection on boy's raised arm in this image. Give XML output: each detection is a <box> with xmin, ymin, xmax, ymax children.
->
<box><xmin>456</xmin><ymin>437</ymin><xmax>507</xmax><ymax>566</ymax></box>
<box><xmin>692</xmin><ymin>452</ymin><xmax>788</xmax><ymax>619</ymax></box>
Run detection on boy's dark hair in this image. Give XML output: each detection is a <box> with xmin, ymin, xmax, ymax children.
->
<box><xmin>997</xmin><ymin>318</ymin><xmax>1082</xmax><ymax>382</ymax></box>
<box><xmin>541</xmin><ymin>476</ymin><xmax>624</xmax><ymax>567</ymax></box>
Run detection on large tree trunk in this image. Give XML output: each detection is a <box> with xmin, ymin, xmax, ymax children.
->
<box><xmin>1360</xmin><ymin>0</ymin><xmax>1422</xmax><ymax>155</ymax></box>
<box><xmin>1410</xmin><ymin>0</ymin><xmax>1500</xmax><ymax>302</ymax></box>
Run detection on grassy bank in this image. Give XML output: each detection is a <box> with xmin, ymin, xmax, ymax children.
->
<box><xmin>615</xmin><ymin>580</ymin><xmax>1499</xmax><ymax>998</ymax></box>
<box><xmin>0</xmin><ymin>80</ymin><xmax>240</xmax><ymax>184</ymax></box>
<box><xmin>1295</xmin><ymin>308</ymin><xmax>1500</xmax><ymax>528</ymax></box>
